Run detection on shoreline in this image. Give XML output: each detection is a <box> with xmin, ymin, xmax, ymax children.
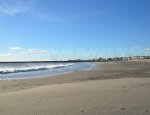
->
<box><xmin>0</xmin><ymin>61</ymin><xmax>150</xmax><ymax>115</ymax></box>
<box><xmin>0</xmin><ymin>61</ymin><xmax>150</xmax><ymax>93</ymax></box>
<box><xmin>0</xmin><ymin>62</ymin><xmax>94</xmax><ymax>80</ymax></box>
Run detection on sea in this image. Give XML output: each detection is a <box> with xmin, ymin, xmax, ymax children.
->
<box><xmin>0</xmin><ymin>62</ymin><xmax>94</xmax><ymax>80</ymax></box>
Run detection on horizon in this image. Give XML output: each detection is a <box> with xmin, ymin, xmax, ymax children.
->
<box><xmin>0</xmin><ymin>0</ymin><xmax>150</xmax><ymax>61</ymax></box>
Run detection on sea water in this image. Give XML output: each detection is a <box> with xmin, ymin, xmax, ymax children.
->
<box><xmin>0</xmin><ymin>62</ymin><xmax>94</xmax><ymax>80</ymax></box>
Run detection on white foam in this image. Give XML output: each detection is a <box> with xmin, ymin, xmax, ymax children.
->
<box><xmin>0</xmin><ymin>63</ymin><xmax>74</xmax><ymax>74</ymax></box>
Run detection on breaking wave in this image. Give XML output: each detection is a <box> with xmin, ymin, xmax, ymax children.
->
<box><xmin>0</xmin><ymin>62</ymin><xmax>73</xmax><ymax>74</ymax></box>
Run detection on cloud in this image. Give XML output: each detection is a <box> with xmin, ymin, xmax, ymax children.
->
<box><xmin>0</xmin><ymin>1</ymin><xmax>85</xmax><ymax>23</ymax></box>
<box><xmin>33</xmin><ymin>12</ymin><xmax>83</xmax><ymax>23</ymax></box>
<box><xmin>0</xmin><ymin>53</ymin><xmax>13</xmax><ymax>56</ymax></box>
<box><xmin>145</xmin><ymin>48</ymin><xmax>150</xmax><ymax>51</ymax></box>
<box><xmin>8</xmin><ymin>47</ymin><xmax>48</xmax><ymax>55</ymax></box>
<box><xmin>10</xmin><ymin>47</ymin><xmax>23</xmax><ymax>50</ymax></box>
<box><xmin>0</xmin><ymin>4</ymin><xmax>30</xmax><ymax>16</ymax></box>
<box><xmin>28</xmin><ymin>49</ymin><xmax>48</xmax><ymax>54</ymax></box>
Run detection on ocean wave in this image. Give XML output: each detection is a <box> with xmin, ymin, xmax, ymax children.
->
<box><xmin>0</xmin><ymin>63</ymin><xmax>74</xmax><ymax>74</ymax></box>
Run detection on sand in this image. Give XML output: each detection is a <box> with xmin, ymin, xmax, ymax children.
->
<box><xmin>0</xmin><ymin>61</ymin><xmax>150</xmax><ymax>115</ymax></box>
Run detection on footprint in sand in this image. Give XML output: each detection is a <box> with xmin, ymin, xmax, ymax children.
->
<box><xmin>121</xmin><ymin>108</ymin><xmax>126</xmax><ymax>110</ymax></box>
<box><xmin>81</xmin><ymin>110</ymin><xmax>85</xmax><ymax>114</ymax></box>
<box><xmin>145</xmin><ymin>109</ymin><xmax>149</xmax><ymax>112</ymax></box>
<box><xmin>0</xmin><ymin>109</ymin><xmax>4</xmax><ymax>113</ymax></box>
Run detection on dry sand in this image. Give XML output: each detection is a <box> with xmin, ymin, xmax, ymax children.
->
<box><xmin>0</xmin><ymin>61</ymin><xmax>150</xmax><ymax>115</ymax></box>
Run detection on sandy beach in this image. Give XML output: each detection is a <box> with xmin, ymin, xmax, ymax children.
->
<box><xmin>0</xmin><ymin>61</ymin><xmax>150</xmax><ymax>115</ymax></box>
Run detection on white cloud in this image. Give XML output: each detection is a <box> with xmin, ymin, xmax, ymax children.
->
<box><xmin>145</xmin><ymin>48</ymin><xmax>150</xmax><ymax>51</ymax></box>
<box><xmin>10</xmin><ymin>47</ymin><xmax>23</xmax><ymax>50</ymax></box>
<box><xmin>34</xmin><ymin>12</ymin><xmax>83</xmax><ymax>23</ymax></box>
<box><xmin>0</xmin><ymin>53</ymin><xmax>13</xmax><ymax>56</ymax></box>
<box><xmin>1</xmin><ymin>47</ymin><xmax>48</xmax><ymax>56</ymax></box>
<box><xmin>9</xmin><ymin>47</ymin><xmax>48</xmax><ymax>54</ymax></box>
<box><xmin>28</xmin><ymin>49</ymin><xmax>48</xmax><ymax>54</ymax></box>
<box><xmin>0</xmin><ymin>4</ymin><xmax>30</xmax><ymax>16</ymax></box>
<box><xmin>0</xmin><ymin>1</ymin><xmax>83</xmax><ymax>23</ymax></box>
<box><xmin>19</xmin><ymin>51</ymin><xmax>28</xmax><ymax>55</ymax></box>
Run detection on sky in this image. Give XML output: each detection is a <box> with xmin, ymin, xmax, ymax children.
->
<box><xmin>0</xmin><ymin>0</ymin><xmax>150</xmax><ymax>61</ymax></box>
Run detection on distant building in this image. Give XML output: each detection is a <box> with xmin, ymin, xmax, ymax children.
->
<box><xmin>128</xmin><ymin>57</ymin><xmax>133</xmax><ymax>60</ymax></box>
<box><xmin>107</xmin><ymin>58</ymin><xmax>113</xmax><ymax>61</ymax></box>
<box><xmin>97</xmin><ymin>58</ymin><xmax>106</xmax><ymax>62</ymax></box>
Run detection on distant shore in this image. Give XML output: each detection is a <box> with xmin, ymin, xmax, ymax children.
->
<box><xmin>0</xmin><ymin>61</ymin><xmax>150</xmax><ymax>115</ymax></box>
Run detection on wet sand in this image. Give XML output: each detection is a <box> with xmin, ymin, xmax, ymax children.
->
<box><xmin>0</xmin><ymin>61</ymin><xmax>150</xmax><ymax>115</ymax></box>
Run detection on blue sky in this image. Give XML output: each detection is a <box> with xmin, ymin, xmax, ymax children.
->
<box><xmin>0</xmin><ymin>0</ymin><xmax>150</xmax><ymax>61</ymax></box>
